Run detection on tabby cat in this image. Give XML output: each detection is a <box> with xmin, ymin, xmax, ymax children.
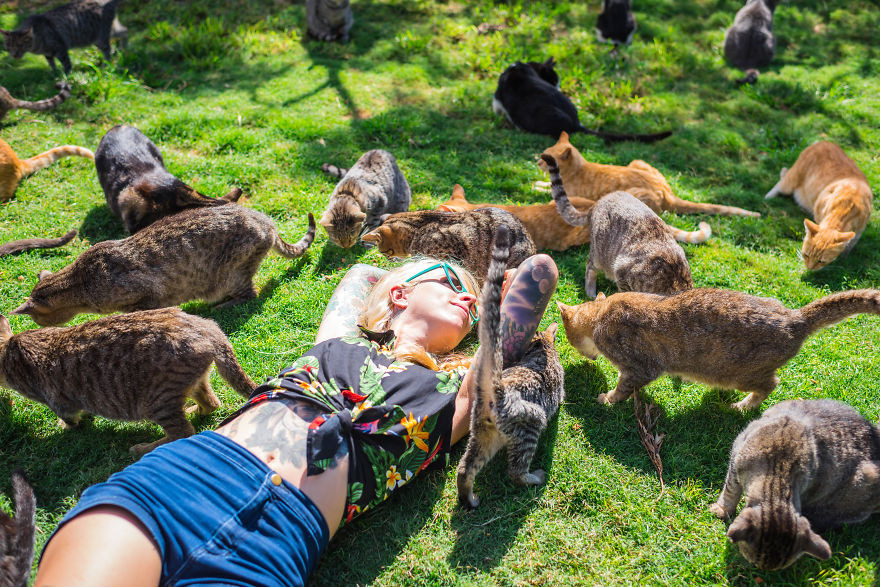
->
<box><xmin>12</xmin><ymin>206</ymin><xmax>316</xmax><ymax>327</ymax></box>
<box><xmin>457</xmin><ymin>225</ymin><xmax>565</xmax><ymax>508</ymax></box>
<box><xmin>96</xmin><ymin>125</ymin><xmax>243</xmax><ymax>233</ymax></box>
<box><xmin>320</xmin><ymin>149</ymin><xmax>411</xmax><ymax>248</ymax></box>
<box><xmin>0</xmin><ymin>470</ymin><xmax>36</xmax><ymax>587</ymax></box>
<box><xmin>711</xmin><ymin>399</ymin><xmax>880</xmax><ymax>570</ymax></box>
<box><xmin>361</xmin><ymin>208</ymin><xmax>536</xmax><ymax>281</ymax></box>
<box><xmin>306</xmin><ymin>0</ymin><xmax>353</xmax><ymax>42</ymax></box>
<box><xmin>596</xmin><ymin>0</ymin><xmax>637</xmax><ymax>47</ymax></box>
<box><xmin>0</xmin><ymin>82</ymin><xmax>70</xmax><ymax>121</ymax></box>
<box><xmin>765</xmin><ymin>141</ymin><xmax>873</xmax><ymax>271</ymax></box>
<box><xmin>0</xmin><ymin>0</ymin><xmax>127</xmax><ymax>73</ymax></box>
<box><xmin>724</xmin><ymin>0</ymin><xmax>779</xmax><ymax>84</ymax></box>
<box><xmin>537</xmin><ymin>131</ymin><xmax>761</xmax><ymax>217</ymax></box>
<box><xmin>558</xmin><ymin>288</ymin><xmax>880</xmax><ymax>410</ymax></box>
<box><xmin>0</xmin><ymin>229</ymin><xmax>77</xmax><ymax>257</ymax></box>
<box><xmin>1</xmin><ymin>138</ymin><xmax>94</xmax><ymax>202</ymax></box>
<box><xmin>0</xmin><ymin>308</ymin><xmax>256</xmax><ymax>456</ymax></box>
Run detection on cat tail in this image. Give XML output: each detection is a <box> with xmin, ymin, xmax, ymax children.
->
<box><xmin>320</xmin><ymin>163</ymin><xmax>349</xmax><ymax>178</ymax></box>
<box><xmin>798</xmin><ymin>289</ymin><xmax>880</xmax><ymax>335</ymax></box>
<box><xmin>576</xmin><ymin>124</ymin><xmax>672</xmax><ymax>144</ymax></box>
<box><xmin>0</xmin><ymin>229</ymin><xmax>77</xmax><ymax>257</ymax></box>
<box><xmin>662</xmin><ymin>194</ymin><xmax>761</xmax><ymax>218</ymax></box>
<box><xmin>736</xmin><ymin>70</ymin><xmax>760</xmax><ymax>85</ymax></box>
<box><xmin>1</xmin><ymin>470</ymin><xmax>37</xmax><ymax>587</ymax></box>
<box><xmin>19</xmin><ymin>145</ymin><xmax>95</xmax><ymax>178</ymax></box>
<box><xmin>667</xmin><ymin>222</ymin><xmax>711</xmax><ymax>244</ymax></box>
<box><xmin>12</xmin><ymin>81</ymin><xmax>71</xmax><ymax>112</ymax></box>
<box><xmin>541</xmin><ymin>154</ymin><xmax>591</xmax><ymax>227</ymax></box>
<box><xmin>211</xmin><ymin>338</ymin><xmax>258</xmax><ymax>398</ymax></box>
<box><xmin>272</xmin><ymin>213</ymin><xmax>316</xmax><ymax>258</ymax></box>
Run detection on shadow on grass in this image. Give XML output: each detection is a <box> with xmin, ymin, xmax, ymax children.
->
<box><xmin>78</xmin><ymin>205</ymin><xmax>128</xmax><ymax>243</ymax></box>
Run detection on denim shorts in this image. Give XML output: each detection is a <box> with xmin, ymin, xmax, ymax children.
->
<box><xmin>43</xmin><ymin>431</ymin><xmax>330</xmax><ymax>586</ymax></box>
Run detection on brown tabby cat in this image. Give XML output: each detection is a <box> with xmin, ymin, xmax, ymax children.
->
<box><xmin>0</xmin><ymin>308</ymin><xmax>256</xmax><ymax>456</ymax></box>
<box><xmin>0</xmin><ymin>138</ymin><xmax>94</xmax><ymax>202</ymax></box>
<box><xmin>558</xmin><ymin>288</ymin><xmax>880</xmax><ymax>411</ymax></box>
<box><xmin>12</xmin><ymin>206</ymin><xmax>316</xmax><ymax>327</ymax></box>
<box><xmin>765</xmin><ymin>141</ymin><xmax>873</xmax><ymax>271</ymax></box>
<box><xmin>537</xmin><ymin>131</ymin><xmax>761</xmax><ymax>218</ymax></box>
<box><xmin>0</xmin><ymin>470</ymin><xmax>36</xmax><ymax>587</ymax></box>
<box><xmin>0</xmin><ymin>229</ymin><xmax>77</xmax><ymax>257</ymax></box>
<box><xmin>0</xmin><ymin>82</ymin><xmax>70</xmax><ymax>121</ymax></box>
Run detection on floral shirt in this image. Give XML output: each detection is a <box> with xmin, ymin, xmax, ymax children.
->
<box><xmin>226</xmin><ymin>333</ymin><xmax>466</xmax><ymax>528</ymax></box>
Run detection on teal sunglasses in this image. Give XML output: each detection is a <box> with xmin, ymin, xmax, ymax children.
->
<box><xmin>405</xmin><ymin>262</ymin><xmax>479</xmax><ymax>325</ymax></box>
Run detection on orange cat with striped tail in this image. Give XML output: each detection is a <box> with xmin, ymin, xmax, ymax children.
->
<box><xmin>1</xmin><ymin>138</ymin><xmax>94</xmax><ymax>202</ymax></box>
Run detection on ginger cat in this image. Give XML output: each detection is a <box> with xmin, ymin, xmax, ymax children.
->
<box><xmin>765</xmin><ymin>141</ymin><xmax>873</xmax><ymax>271</ymax></box>
<box><xmin>536</xmin><ymin>132</ymin><xmax>760</xmax><ymax>218</ymax></box>
<box><xmin>1</xmin><ymin>138</ymin><xmax>94</xmax><ymax>202</ymax></box>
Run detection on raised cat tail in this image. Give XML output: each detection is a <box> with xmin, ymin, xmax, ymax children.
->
<box><xmin>272</xmin><ymin>213</ymin><xmax>317</xmax><ymax>258</ymax></box>
<box><xmin>541</xmin><ymin>154</ymin><xmax>591</xmax><ymax>227</ymax></box>
<box><xmin>667</xmin><ymin>222</ymin><xmax>711</xmax><ymax>244</ymax></box>
<box><xmin>798</xmin><ymin>289</ymin><xmax>880</xmax><ymax>335</ymax></box>
<box><xmin>12</xmin><ymin>81</ymin><xmax>71</xmax><ymax>113</ymax></box>
<box><xmin>320</xmin><ymin>163</ymin><xmax>349</xmax><ymax>178</ymax></box>
<box><xmin>209</xmin><ymin>330</ymin><xmax>258</xmax><ymax>398</ymax></box>
<box><xmin>19</xmin><ymin>145</ymin><xmax>95</xmax><ymax>178</ymax></box>
<box><xmin>0</xmin><ymin>229</ymin><xmax>77</xmax><ymax>257</ymax></box>
<box><xmin>577</xmin><ymin>125</ymin><xmax>673</xmax><ymax>144</ymax></box>
<box><xmin>1</xmin><ymin>470</ymin><xmax>37</xmax><ymax>587</ymax></box>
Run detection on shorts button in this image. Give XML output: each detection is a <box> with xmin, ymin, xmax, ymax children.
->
<box><xmin>271</xmin><ymin>473</ymin><xmax>283</xmax><ymax>486</ymax></box>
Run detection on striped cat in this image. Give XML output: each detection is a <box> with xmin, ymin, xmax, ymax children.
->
<box><xmin>0</xmin><ymin>82</ymin><xmax>70</xmax><ymax>121</ymax></box>
<box><xmin>0</xmin><ymin>470</ymin><xmax>36</xmax><ymax>587</ymax></box>
<box><xmin>0</xmin><ymin>138</ymin><xmax>94</xmax><ymax>202</ymax></box>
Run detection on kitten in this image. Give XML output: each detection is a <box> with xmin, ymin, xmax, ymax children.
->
<box><xmin>711</xmin><ymin>399</ymin><xmax>880</xmax><ymax>570</ymax></box>
<box><xmin>596</xmin><ymin>0</ymin><xmax>637</xmax><ymax>47</ymax></box>
<box><xmin>95</xmin><ymin>125</ymin><xmax>243</xmax><ymax>233</ymax></box>
<box><xmin>538</xmin><ymin>131</ymin><xmax>761</xmax><ymax>217</ymax></box>
<box><xmin>0</xmin><ymin>229</ymin><xmax>77</xmax><ymax>257</ymax></box>
<box><xmin>724</xmin><ymin>0</ymin><xmax>779</xmax><ymax>84</ymax></box>
<box><xmin>765</xmin><ymin>141</ymin><xmax>873</xmax><ymax>271</ymax></box>
<box><xmin>557</xmin><ymin>287</ymin><xmax>880</xmax><ymax>411</ymax></box>
<box><xmin>0</xmin><ymin>308</ymin><xmax>256</xmax><ymax>456</ymax></box>
<box><xmin>306</xmin><ymin>0</ymin><xmax>354</xmax><ymax>42</ymax></box>
<box><xmin>0</xmin><ymin>138</ymin><xmax>94</xmax><ymax>202</ymax></box>
<box><xmin>492</xmin><ymin>60</ymin><xmax>672</xmax><ymax>143</ymax></box>
<box><xmin>12</xmin><ymin>206</ymin><xmax>316</xmax><ymax>327</ymax></box>
<box><xmin>0</xmin><ymin>470</ymin><xmax>36</xmax><ymax>587</ymax></box>
<box><xmin>319</xmin><ymin>149</ymin><xmax>412</xmax><ymax>248</ymax></box>
<box><xmin>457</xmin><ymin>225</ymin><xmax>565</xmax><ymax>508</ymax></box>
<box><xmin>0</xmin><ymin>0</ymin><xmax>127</xmax><ymax>73</ymax></box>
<box><xmin>361</xmin><ymin>207</ymin><xmax>536</xmax><ymax>281</ymax></box>
<box><xmin>0</xmin><ymin>82</ymin><xmax>70</xmax><ymax>121</ymax></box>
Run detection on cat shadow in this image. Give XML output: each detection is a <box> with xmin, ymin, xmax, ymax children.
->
<box><xmin>78</xmin><ymin>205</ymin><xmax>128</xmax><ymax>243</ymax></box>
<box><xmin>311</xmin><ymin>240</ymin><xmax>370</xmax><ymax>276</ymax></box>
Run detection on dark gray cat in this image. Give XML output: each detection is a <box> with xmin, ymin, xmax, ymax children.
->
<box><xmin>12</xmin><ymin>206</ymin><xmax>316</xmax><ymax>326</ymax></box>
<box><xmin>0</xmin><ymin>470</ymin><xmax>35</xmax><ymax>587</ymax></box>
<box><xmin>0</xmin><ymin>0</ymin><xmax>127</xmax><ymax>73</ymax></box>
<box><xmin>711</xmin><ymin>399</ymin><xmax>880</xmax><ymax>570</ymax></box>
<box><xmin>306</xmin><ymin>0</ymin><xmax>353</xmax><ymax>42</ymax></box>
<box><xmin>457</xmin><ymin>225</ymin><xmax>565</xmax><ymax>508</ymax></box>
<box><xmin>723</xmin><ymin>0</ymin><xmax>779</xmax><ymax>84</ymax></box>
<box><xmin>319</xmin><ymin>149</ymin><xmax>411</xmax><ymax>249</ymax></box>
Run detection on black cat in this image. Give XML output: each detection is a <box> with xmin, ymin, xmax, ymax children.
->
<box><xmin>596</xmin><ymin>0</ymin><xmax>637</xmax><ymax>47</ymax></box>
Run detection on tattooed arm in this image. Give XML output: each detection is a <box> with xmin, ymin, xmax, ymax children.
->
<box><xmin>315</xmin><ymin>264</ymin><xmax>388</xmax><ymax>343</ymax></box>
<box><xmin>498</xmin><ymin>254</ymin><xmax>558</xmax><ymax>366</ymax></box>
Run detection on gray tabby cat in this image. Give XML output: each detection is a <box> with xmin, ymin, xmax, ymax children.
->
<box><xmin>723</xmin><ymin>0</ymin><xmax>779</xmax><ymax>84</ymax></box>
<box><xmin>711</xmin><ymin>399</ymin><xmax>880</xmax><ymax>570</ymax></box>
<box><xmin>319</xmin><ymin>149</ymin><xmax>411</xmax><ymax>248</ymax></box>
<box><xmin>12</xmin><ymin>206</ymin><xmax>316</xmax><ymax>327</ymax></box>
<box><xmin>306</xmin><ymin>0</ymin><xmax>354</xmax><ymax>42</ymax></box>
<box><xmin>0</xmin><ymin>470</ymin><xmax>36</xmax><ymax>587</ymax></box>
<box><xmin>457</xmin><ymin>225</ymin><xmax>565</xmax><ymax>508</ymax></box>
<box><xmin>0</xmin><ymin>82</ymin><xmax>70</xmax><ymax>121</ymax></box>
<box><xmin>0</xmin><ymin>229</ymin><xmax>76</xmax><ymax>258</ymax></box>
<box><xmin>0</xmin><ymin>308</ymin><xmax>256</xmax><ymax>456</ymax></box>
<box><xmin>0</xmin><ymin>0</ymin><xmax>127</xmax><ymax>73</ymax></box>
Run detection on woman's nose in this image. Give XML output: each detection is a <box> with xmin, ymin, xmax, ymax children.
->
<box><xmin>458</xmin><ymin>292</ymin><xmax>477</xmax><ymax>307</ymax></box>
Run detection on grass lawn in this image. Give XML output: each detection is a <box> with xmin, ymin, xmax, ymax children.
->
<box><xmin>2</xmin><ymin>0</ymin><xmax>879</xmax><ymax>584</ymax></box>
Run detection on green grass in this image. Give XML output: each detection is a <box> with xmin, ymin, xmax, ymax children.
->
<box><xmin>1</xmin><ymin>0</ymin><xmax>879</xmax><ymax>584</ymax></box>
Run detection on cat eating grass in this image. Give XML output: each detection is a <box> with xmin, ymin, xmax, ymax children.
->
<box><xmin>0</xmin><ymin>138</ymin><xmax>94</xmax><ymax>203</ymax></box>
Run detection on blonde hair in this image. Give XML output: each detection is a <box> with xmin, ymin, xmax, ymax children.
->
<box><xmin>359</xmin><ymin>256</ymin><xmax>479</xmax><ymax>370</ymax></box>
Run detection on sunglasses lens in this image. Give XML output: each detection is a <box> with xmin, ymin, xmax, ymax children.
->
<box><xmin>444</xmin><ymin>265</ymin><xmax>465</xmax><ymax>292</ymax></box>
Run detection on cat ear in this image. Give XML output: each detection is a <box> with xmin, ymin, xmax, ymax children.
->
<box><xmin>595</xmin><ymin>292</ymin><xmax>606</xmax><ymax>301</ymax></box>
<box><xmin>545</xmin><ymin>322</ymin><xmax>558</xmax><ymax>339</ymax></box>
<box><xmin>451</xmin><ymin>184</ymin><xmax>466</xmax><ymax>201</ymax></box>
<box><xmin>353</xmin><ymin>210</ymin><xmax>367</xmax><ymax>222</ymax></box>
<box><xmin>379</xmin><ymin>214</ymin><xmax>392</xmax><ymax>223</ymax></box>
<box><xmin>544</xmin><ymin>57</ymin><xmax>556</xmax><ymax>67</ymax></box>
<box><xmin>0</xmin><ymin>314</ymin><xmax>12</xmax><ymax>342</ymax></box>
<box><xmin>834</xmin><ymin>230</ymin><xmax>856</xmax><ymax>244</ymax></box>
<box><xmin>797</xmin><ymin>517</ymin><xmax>831</xmax><ymax>561</ymax></box>
<box><xmin>558</xmin><ymin>131</ymin><xmax>570</xmax><ymax>144</ymax></box>
<box><xmin>726</xmin><ymin>509</ymin><xmax>757</xmax><ymax>544</ymax></box>
<box><xmin>37</xmin><ymin>270</ymin><xmax>52</xmax><ymax>281</ymax></box>
<box><xmin>559</xmin><ymin>146</ymin><xmax>572</xmax><ymax>161</ymax></box>
<box><xmin>804</xmin><ymin>219</ymin><xmax>820</xmax><ymax>236</ymax></box>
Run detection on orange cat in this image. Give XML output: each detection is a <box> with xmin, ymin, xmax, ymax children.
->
<box><xmin>1</xmin><ymin>138</ymin><xmax>94</xmax><ymax>202</ymax></box>
<box><xmin>536</xmin><ymin>131</ymin><xmax>760</xmax><ymax>218</ymax></box>
<box><xmin>765</xmin><ymin>141</ymin><xmax>873</xmax><ymax>271</ymax></box>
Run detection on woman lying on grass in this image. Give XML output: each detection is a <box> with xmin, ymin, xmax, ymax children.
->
<box><xmin>36</xmin><ymin>253</ymin><xmax>558</xmax><ymax>586</ymax></box>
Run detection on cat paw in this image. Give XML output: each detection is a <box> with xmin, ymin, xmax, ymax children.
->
<box><xmin>596</xmin><ymin>393</ymin><xmax>612</xmax><ymax>404</ymax></box>
<box><xmin>709</xmin><ymin>502</ymin><xmax>731</xmax><ymax>519</ymax></box>
<box><xmin>459</xmin><ymin>492</ymin><xmax>481</xmax><ymax>509</ymax></box>
<box><xmin>520</xmin><ymin>469</ymin><xmax>546</xmax><ymax>485</ymax></box>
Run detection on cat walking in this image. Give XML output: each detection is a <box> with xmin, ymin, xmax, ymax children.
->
<box><xmin>0</xmin><ymin>470</ymin><xmax>36</xmax><ymax>587</ymax></box>
<box><xmin>0</xmin><ymin>82</ymin><xmax>71</xmax><ymax>121</ymax></box>
<box><xmin>0</xmin><ymin>138</ymin><xmax>94</xmax><ymax>202</ymax></box>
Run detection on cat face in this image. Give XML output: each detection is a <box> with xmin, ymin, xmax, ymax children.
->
<box><xmin>801</xmin><ymin>219</ymin><xmax>855</xmax><ymax>271</ymax></box>
<box><xmin>727</xmin><ymin>506</ymin><xmax>831</xmax><ymax>570</ymax></box>
<box><xmin>538</xmin><ymin>132</ymin><xmax>575</xmax><ymax>173</ymax></box>
<box><xmin>557</xmin><ymin>297</ymin><xmax>603</xmax><ymax>359</ymax></box>
<box><xmin>10</xmin><ymin>271</ymin><xmax>80</xmax><ymax>327</ymax></box>
<box><xmin>1</xmin><ymin>29</ymin><xmax>34</xmax><ymax>59</ymax></box>
<box><xmin>320</xmin><ymin>199</ymin><xmax>366</xmax><ymax>249</ymax></box>
<box><xmin>361</xmin><ymin>224</ymin><xmax>407</xmax><ymax>259</ymax></box>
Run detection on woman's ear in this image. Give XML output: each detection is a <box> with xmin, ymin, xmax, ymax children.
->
<box><xmin>389</xmin><ymin>284</ymin><xmax>409</xmax><ymax>310</ymax></box>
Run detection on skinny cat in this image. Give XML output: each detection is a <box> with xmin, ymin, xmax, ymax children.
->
<box><xmin>1</xmin><ymin>138</ymin><xmax>94</xmax><ymax>202</ymax></box>
<box><xmin>0</xmin><ymin>82</ymin><xmax>70</xmax><ymax>121</ymax></box>
<box><xmin>765</xmin><ymin>141</ymin><xmax>873</xmax><ymax>271</ymax></box>
<box><xmin>0</xmin><ymin>470</ymin><xmax>36</xmax><ymax>587</ymax></box>
<box><xmin>0</xmin><ymin>229</ymin><xmax>77</xmax><ymax>257</ymax></box>
<box><xmin>306</xmin><ymin>0</ymin><xmax>353</xmax><ymax>42</ymax></box>
<box><xmin>0</xmin><ymin>0</ymin><xmax>127</xmax><ymax>73</ymax></box>
<box><xmin>711</xmin><ymin>399</ymin><xmax>880</xmax><ymax>570</ymax></box>
<box><xmin>12</xmin><ymin>206</ymin><xmax>316</xmax><ymax>327</ymax></box>
<box><xmin>557</xmin><ymin>288</ymin><xmax>880</xmax><ymax>411</ymax></box>
<box><xmin>537</xmin><ymin>131</ymin><xmax>761</xmax><ymax>217</ymax></box>
<box><xmin>724</xmin><ymin>0</ymin><xmax>779</xmax><ymax>84</ymax></box>
<box><xmin>361</xmin><ymin>208</ymin><xmax>536</xmax><ymax>281</ymax></box>
<box><xmin>0</xmin><ymin>308</ymin><xmax>256</xmax><ymax>456</ymax></box>
<box><xmin>320</xmin><ymin>149</ymin><xmax>411</xmax><ymax>248</ymax></box>
<box><xmin>96</xmin><ymin>125</ymin><xmax>243</xmax><ymax>233</ymax></box>
<box><xmin>493</xmin><ymin>60</ymin><xmax>672</xmax><ymax>142</ymax></box>
<box><xmin>457</xmin><ymin>225</ymin><xmax>565</xmax><ymax>508</ymax></box>
<box><xmin>596</xmin><ymin>0</ymin><xmax>637</xmax><ymax>47</ymax></box>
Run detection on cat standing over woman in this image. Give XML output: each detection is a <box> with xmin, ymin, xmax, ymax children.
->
<box><xmin>0</xmin><ymin>0</ymin><xmax>127</xmax><ymax>73</ymax></box>
<box><xmin>0</xmin><ymin>82</ymin><xmax>70</xmax><ymax>121</ymax></box>
<box><xmin>765</xmin><ymin>141</ymin><xmax>873</xmax><ymax>271</ymax></box>
<box><xmin>306</xmin><ymin>0</ymin><xmax>353</xmax><ymax>42</ymax></box>
<box><xmin>1</xmin><ymin>138</ymin><xmax>94</xmax><ymax>202</ymax></box>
